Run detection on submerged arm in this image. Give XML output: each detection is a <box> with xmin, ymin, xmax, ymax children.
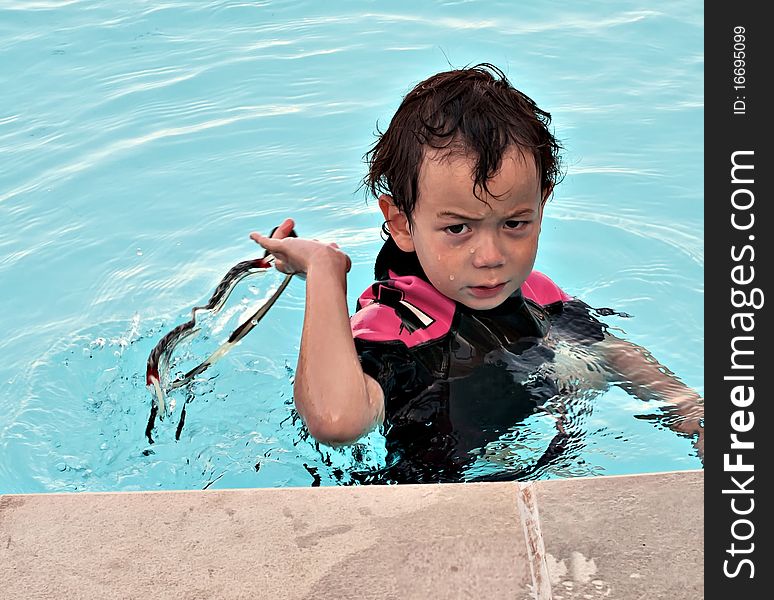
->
<box><xmin>596</xmin><ymin>334</ymin><xmax>704</xmax><ymax>460</ymax></box>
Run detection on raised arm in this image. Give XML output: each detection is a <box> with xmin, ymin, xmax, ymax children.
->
<box><xmin>250</xmin><ymin>220</ymin><xmax>384</xmax><ymax>445</ymax></box>
<box><xmin>596</xmin><ymin>334</ymin><xmax>704</xmax><ymax>460</ymax></box>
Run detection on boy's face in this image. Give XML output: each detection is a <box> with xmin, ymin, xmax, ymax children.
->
<box><xmin>386</xmin><ymin>147</ymin><xmax>546</xmax><ymax>310</ymax></box>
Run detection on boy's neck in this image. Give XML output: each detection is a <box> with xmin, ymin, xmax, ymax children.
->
<box><xmin>374</xmin><ymin>235</ymin><xmax>428</xmax><ymax>281</ymax></box>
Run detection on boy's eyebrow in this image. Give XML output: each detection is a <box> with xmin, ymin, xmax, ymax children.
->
<box><xmin>436</xmin><ymin>208</ymin><xmax>535</xmax><ymax>221</ymax></box>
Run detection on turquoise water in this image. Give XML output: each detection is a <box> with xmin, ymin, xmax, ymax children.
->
<box><xmin>0</xmin><ymin>1</ymin><xmax>703</xmax><ymax>492</ymax></box>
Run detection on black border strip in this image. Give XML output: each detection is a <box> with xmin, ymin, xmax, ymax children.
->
<box><xmin>706</xmin><ymin>3</ymin><xmax>771</xmax><ymax>596</ymax></box>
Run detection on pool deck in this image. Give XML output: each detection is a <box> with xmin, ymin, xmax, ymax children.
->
<box><xmin>1</xmin><ymin>470</ymin><xmax>702</xmax><ymax>599</ymax></box>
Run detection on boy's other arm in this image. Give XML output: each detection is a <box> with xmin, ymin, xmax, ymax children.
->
<box><xmin>596</xmin><ymin>334</ymin><xmax>704</xmax><ymax>459</ymax></box>
<box><xmin>250</xmin><ymin>224</ymin><xmax>384</xmax><ymax>446</ymax></box>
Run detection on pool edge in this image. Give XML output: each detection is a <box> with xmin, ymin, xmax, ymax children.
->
<box><xmin>1</xmin><ymin>470</ymin><xmax>703</xmax><ymax>599</ymax></box>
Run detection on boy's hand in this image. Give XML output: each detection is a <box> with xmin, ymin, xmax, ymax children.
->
<box><xmin>250</xmin><ymin>219</ymin><xmax>351</xmax><ymax>277</ymax></box>
<box><xmin>670</xmin><ymin>396</ymin><xmax>704</xmax><ymax>465</ymax></box>
<box><xmin>694</xmin><ymin>429</ymin><xmax>704</xmax><ymax>465</ymax></box>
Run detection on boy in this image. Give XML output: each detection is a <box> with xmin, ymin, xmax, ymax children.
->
<box><xmin>251</xmin><ymin>64</ymin><xmax>703</xmax><ymax>483</ymax></box>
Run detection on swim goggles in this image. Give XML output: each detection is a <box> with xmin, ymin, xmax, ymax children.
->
<box><xmin>145</xmin><ymin>226</ymin><xmax>296</xmax><ymax>423</ymax></box>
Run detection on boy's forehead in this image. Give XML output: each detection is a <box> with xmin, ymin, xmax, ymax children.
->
<box><xmin>419</xmin><ymin>145</ymin><xmax>537</xmax><ymax>182</ymax></box>
<box><xmin>417</xmin><ymin>146</ymin><xmax>540</xmax><ymax>209</ymax></box>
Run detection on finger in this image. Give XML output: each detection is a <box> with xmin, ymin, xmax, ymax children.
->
<box><xmin>249</xmin><ymin>233</ymin><xmax>284</xmax><ymax>258</ymax></box>
<box><xmin>249</xmin><ymin>232</ymin><xmax>277</xmax><ymax>248</ymax></box>
<box><xmin>274</xmin><ymin>259</ymin><xmax>299</xmax><ymax>276</ymax></box>
<box><xmin>272</xmin><ymin>218</ymin><xmax>295</xmax><ymax>239</ymax></box>
<box><xmin>273</xmin><ymin>259</ymin><xmax>290</xmax><ymax>274</ymax></box>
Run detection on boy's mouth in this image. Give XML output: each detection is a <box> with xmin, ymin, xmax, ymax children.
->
<box><xmin>468</xmin><ymin>282</ymin><xmax>507</xmax><ymax>298</ymax></box>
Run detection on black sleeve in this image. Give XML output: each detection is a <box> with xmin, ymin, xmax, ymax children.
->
<box><xmin>548</xmin><ymin>298</ymin><xmax>609</xmax><ymax>345</ymax></box>
<box><xmin>353</xmin><ymin>338</ymin><xmax>431</xmax><ymax>406</ymax></box>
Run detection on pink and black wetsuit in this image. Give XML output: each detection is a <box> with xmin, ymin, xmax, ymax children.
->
<box><xmin>346</xmin><ymin>238</ymin><xmax>606</xmax><ymax>484</ymax></box>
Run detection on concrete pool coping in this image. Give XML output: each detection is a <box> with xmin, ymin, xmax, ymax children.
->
<box><xmin>1</xmin><ymin>469</ymin><xmax>702</xmax><ymax>599</ymax></box>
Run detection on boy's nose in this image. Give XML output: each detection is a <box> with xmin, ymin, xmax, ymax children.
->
<box><xmin>470</xmin><ymin>237</ymin><xmax>505</xmax><ymax>268</ymax></box>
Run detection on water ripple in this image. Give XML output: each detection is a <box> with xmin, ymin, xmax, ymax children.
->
<box><xmin>550</xmin><ymin>198</ymin><xmax>703</xmax><ymax>267</ymax></box>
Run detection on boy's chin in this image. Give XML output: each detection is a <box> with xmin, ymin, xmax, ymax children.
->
<box><xmin>456</xmin><ymin>292</ymin><xmax>509</xmax><ymax>311</ymax></box>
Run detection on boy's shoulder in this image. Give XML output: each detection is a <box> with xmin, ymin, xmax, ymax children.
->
<box><xmin>350</xmin><ymin>270</ymin><xmax>569</xmax><ymax>348</ymax></box>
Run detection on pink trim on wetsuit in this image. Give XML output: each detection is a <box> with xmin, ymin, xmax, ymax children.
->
<box><xmin>350</xmin><ymin>269</ymin><xmax>569</xmax><ymax>348</ymax></box>
<box><xmin>351</xmin><ymin>271</ymin><xmax>456</xmax><ymax>348</ymax></box>
<box><xmin>521</xmin><ymin>270</ymin><xmax>572</xmax><ymax>305</ymax></box>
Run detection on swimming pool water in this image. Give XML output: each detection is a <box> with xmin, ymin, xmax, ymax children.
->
<box><xmin>0</xmin><ymin>0</ymin><xmax>703</xmax><ymax>492</ymax></box>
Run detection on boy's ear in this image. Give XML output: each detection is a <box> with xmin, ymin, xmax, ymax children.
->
<box><xmin>378</xmin><ymin>194</ymin><xmax>415</xmax><ymax>252</ymax></box>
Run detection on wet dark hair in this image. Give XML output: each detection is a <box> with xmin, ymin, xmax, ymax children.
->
<box><xmin>364</xmin><ymin>63</ymin><xmax>563</xmax><ymax>229</ymax></box>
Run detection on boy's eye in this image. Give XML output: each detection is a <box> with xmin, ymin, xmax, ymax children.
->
<box><xmin>505</xmin><ymin>220</ymin><xmax>527</xmax><ymax>230</ymax></box>
<box><xmin>445</xmin><ymin>223</ymin><xmax>470</xmax><ymax>235</ymax></box>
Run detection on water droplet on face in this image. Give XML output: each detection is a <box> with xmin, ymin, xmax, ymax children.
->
<box><xmin>469</xmin><ymin>247</ymin><xmax>476</xmax><ymax>254</ymax></box>
<box><xmin>449</xmin><ymin>274</ymin><xmax>455</xmax><ymax>281</ymax></box>
<box><xmin>437</xmin><ymin>254</ymin><xmax>441</xmax><ymax>261</ymax></box>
